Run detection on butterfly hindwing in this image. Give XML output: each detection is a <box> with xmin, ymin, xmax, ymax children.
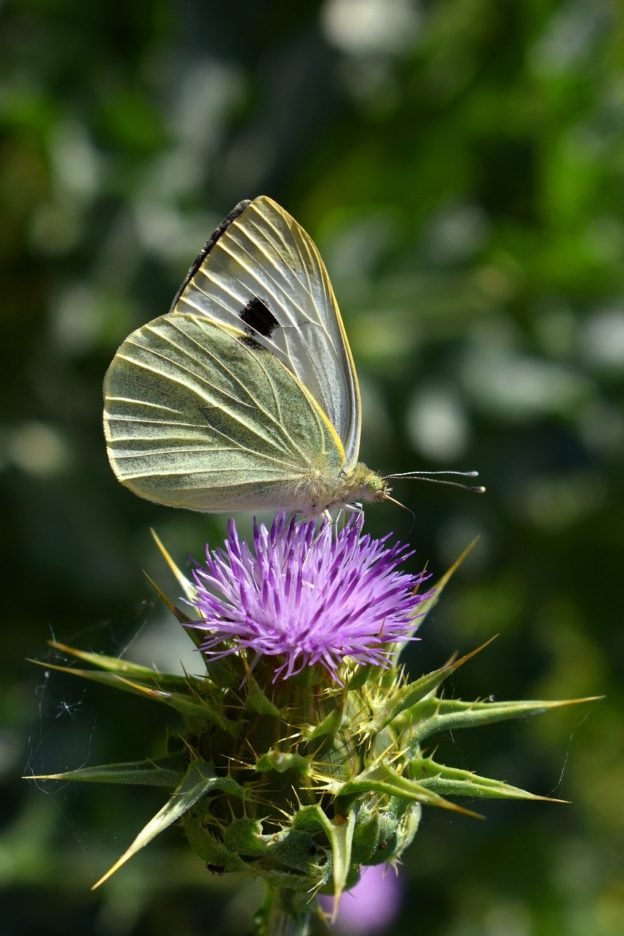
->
<box><xmin>103</xmin><ymin>313</ymin><xmax>346</xmax><ymax>512</ymax></box>
<box><xmin>171</xmin><ymin>196</ymin><xmax>362</xmax><ymax>470</ymax></box>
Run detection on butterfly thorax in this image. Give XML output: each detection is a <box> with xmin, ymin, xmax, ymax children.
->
<box><xmin>302</xmin><ymin>462</ymin><xmax>389</xmax><ymax>513</ymax></box>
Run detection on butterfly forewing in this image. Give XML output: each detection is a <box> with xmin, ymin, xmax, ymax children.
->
<box><xmin>171</xmin><ymin>196</ymin><xmax>361</xmax><ymax>469</ymax></box>
<box><xmin>103</xmin><ymin>314</ymin><xmax>346</xmax><ymax>512</ymax></box>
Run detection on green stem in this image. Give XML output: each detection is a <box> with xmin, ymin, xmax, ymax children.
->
<box><xmin>254</xmin><ymin>885</ymin><xmax>314</xmax><ymax>936</ymax></box>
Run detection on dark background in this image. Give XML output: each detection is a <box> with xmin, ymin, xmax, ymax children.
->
<box><xmin>2</xmin><ymin>1</ymin><xmax>622</xmax><ymax>933</ymax></box>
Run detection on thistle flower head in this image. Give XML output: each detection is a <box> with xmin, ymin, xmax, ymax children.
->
<box><xmin>320</xmin><ymin>864</ymin><xmax>402</xmax><ymax>934</ymax></box>
<box><xmin>37</xmin><ymin>510</ymin><xmax>590</xmax><ymax>929</ymax></box>
<box><xmin>190</xmin><ymin>512</ymin><xmax>431</xmax><ymax>680</ymax></box>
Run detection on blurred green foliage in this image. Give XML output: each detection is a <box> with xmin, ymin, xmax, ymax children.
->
<box><xmin>2</xmin><ymin>0</ymin><xmax>623</xmax><ymax>933</ymax></box>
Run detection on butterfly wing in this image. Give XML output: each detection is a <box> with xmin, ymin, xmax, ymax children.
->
<box><xmin>103</xmin><ymin>313</ymin><xmax>346</xmax><ymax>512</ymax></box>
<box><xmin>170</xmin><ymin>196</ymin><xmax>362</xmax><ymax>470</ymax></box>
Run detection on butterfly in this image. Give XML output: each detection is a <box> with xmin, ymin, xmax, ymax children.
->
<box><xmin>103</xmin><ymin>196</ymin><xmax>482</xmax><ymax>514</ymax></box>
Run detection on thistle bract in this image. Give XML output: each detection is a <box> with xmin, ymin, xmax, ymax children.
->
<box><xmin>31</xmin><ymin>515</ymin><xmax>594</xmax><ymax>935</ymax></box>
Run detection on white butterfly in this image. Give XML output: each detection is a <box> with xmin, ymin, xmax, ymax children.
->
<box><xmin>104</xmin><ymin>196</ymin><xmax>481</xmax><ymax>513</ymax></box>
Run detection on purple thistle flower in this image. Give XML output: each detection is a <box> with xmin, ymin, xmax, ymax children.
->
<box><xmin>190</xmin><ymin>513</ymin><xmax>432</xmax><ymax>681</ymax></box>
<box><xmin>320</xmin><ymin>864</ymin><xmax>403</xmax><ymax>934</ymax></box>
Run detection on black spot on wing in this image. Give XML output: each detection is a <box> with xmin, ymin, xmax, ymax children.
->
<box><xmin>169</xmin><ymin>198</ymin><xmax>253</xmax><ymax>311</ymax></box>
<box><xmin>240</xmin><ymin>296</ymin><xmax>279</xmax><ymax>338</ymax></box>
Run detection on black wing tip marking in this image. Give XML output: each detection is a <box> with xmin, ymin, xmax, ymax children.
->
<box><xmin>169</xmin><ymin>197</ymin><xmax>255</xmax><ymax>310</ymax></box>
<box><xmin>239</xmin><ymin>296</ymin><xmax>279</xmax><ymax>339</ymax></box>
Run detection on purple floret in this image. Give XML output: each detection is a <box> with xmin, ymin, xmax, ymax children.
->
<box><xmin>190</xmin><ymin>513</ymin><xmax>432</xmax><ymax>680</ymax></box>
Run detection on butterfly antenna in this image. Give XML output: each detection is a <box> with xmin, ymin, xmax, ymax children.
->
<box><xmin>384</xmin><ymin>470</ymin><xmax>486</xmax><ymax>494</ymax></box>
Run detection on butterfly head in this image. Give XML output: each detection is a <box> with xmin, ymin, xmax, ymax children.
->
<box><xmin>339</xmin><ymin>463</ymin><xmax>486</xmax><ymax>512</ymax></box>
<box><xmin>343</xmin><ymin>463</ymin><xmax>393</xmax><ymax>506</ymax></box>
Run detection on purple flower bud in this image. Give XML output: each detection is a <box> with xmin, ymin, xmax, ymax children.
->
<box><xmin>320</xmin><ymin>864</ymin><xmax>403</xmax><ymax>934</ymax></box>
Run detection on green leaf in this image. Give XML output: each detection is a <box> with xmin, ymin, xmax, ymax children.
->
<box><xmin>364</xmin><ymin>639</ymin><xmax>496</xmax><ymax>734</ymax></box>
<box><xmin>407</xmin><ymin>695</ymin><xmax>601</xmax><ymax>746</ymax></box>
<box><xmin>92</xmin><ymin>760</ymin><xmax>243</xmax><ymax>889</ymax></box>
<box><xmin>46</xmin><ymin>641</ymin><xmax>207</xmax><ymax>691</ymax></box>
<box><xmin>222</xmin><ymin>817</ymin><xmax>267</xmax><ymax>857</ymax></box>
<box><xmin>244</xmin><ymin>674</ymin><xmax>281</xmax><ymax>717</ymax></box>
<box><xmin>326</xmin><ymin>764</ymin><xmax>482</xmax><ymax>819</ymax></box>
<box><xmin>302</xmin><ymin>706</ymin><xmax>344</xmax><ymax>742</ymax></box>
<box><xmin>410</xmin><ymin>757</ymin><xmax>567</xmax><ymax>802</ymax></box>
<box><xmin>33</xmin><ymin>657</ymin><xmax>238</xmax><ymax>733</ymax></box>
<box><xmin>255</xmin><ymin>750</ymin><xmax>312</xmax><ymax>774</ymax></box>
<box><xmin>292</xmin><ymin>805</ymin><xmax>355</xmax><ymax>908</ymax></box>
<box><xmin>150</xmin><ymin>528</ymin><xmax>197</xmax><ymax>603</ymax></box>
<box><xmin>325</xmin><ymin>810</ymin><xmax>355</xmax><ymax>911</ymax></box>
<box><xmin>346</xmin><ymin>663</ymin><xmax>374</xmax><ymax>691</ymax></box>
<box><xmin>25</xmin><ymin>755</ymin><xmax>185</xmax><ymax>789</ymax></box>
